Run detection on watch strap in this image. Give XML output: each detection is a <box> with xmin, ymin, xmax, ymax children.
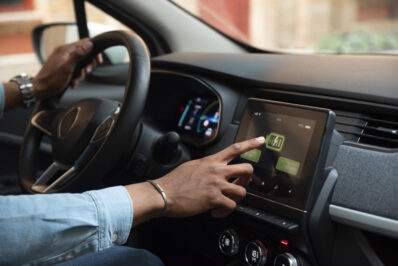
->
<box><xmin>10</xmin><ymin>73</ymin><xmax>36</xmax><ymax>108</ymax></box>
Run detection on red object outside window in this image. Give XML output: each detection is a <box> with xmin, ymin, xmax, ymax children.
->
<box><xmin>198</xmin><ymin>0</ymin><xmax>250</xmax><ymax>43</ymax></box>
<box><xmin>0</xmin><ymin>0</ymin><xmax>34</xmax><ymax>12</ymax></box>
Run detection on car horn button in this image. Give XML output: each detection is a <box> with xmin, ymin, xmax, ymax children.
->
<box><xmin>57</xmin><ymin>107</ymin><xmax>80</xmax><ymax>139</ymax></box>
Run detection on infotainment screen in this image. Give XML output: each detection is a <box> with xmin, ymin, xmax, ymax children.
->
<box><xmin>233</xmin><ymin>98</ymin><xmax>333</xmax><ymax>210</ymax></box>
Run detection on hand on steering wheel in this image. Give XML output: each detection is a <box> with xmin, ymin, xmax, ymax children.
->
<box><xmin>33</xmin><ymin>38</ymin><xmax>102</xmax><ymax>100</ymax></box>
<box><xmin>19</xmin><ymin>31</ymin><xmax>150</xmax><ymax>194</ymax></box>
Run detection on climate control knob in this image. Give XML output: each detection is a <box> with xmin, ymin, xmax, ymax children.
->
<box><xmin>218</xmin><ymin>229</ymin><xmax>239</xmax><ymax>256</ymax></box>
<box><xmin>274</xmin><ymin>252</ymin><xmax>298</xmax><ymax>266</ymax></box>
<box><xmin>244</xmin><ymin>241</ymin><xmax>268</xmax><ymax>266</ymax></box>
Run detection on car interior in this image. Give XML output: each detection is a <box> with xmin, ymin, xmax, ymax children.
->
<box><xmin>0</xmin><ymin>0</ymin><xmax>397</xmax><ymax>266</ymax></box>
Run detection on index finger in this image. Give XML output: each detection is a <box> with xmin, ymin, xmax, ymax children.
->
<box><xmin>96</xmin><ymin>53</ymin><xmax>103</xmax><ymax>64</ymax></box>
<box><xmin>215</xmin><ymin>136</ymin><xmax>265</xmax><ymax>163</ymax></box>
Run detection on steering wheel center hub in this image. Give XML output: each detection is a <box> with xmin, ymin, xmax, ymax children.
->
<box><xmin>52</xmin><ymin>98</ymin><xmax>119</xmax><ymax>166</ymax></box>
<box><xmin>57</xmin><ymin>106</ymin><xmax>80</xmax><ymax>140</ymax></box>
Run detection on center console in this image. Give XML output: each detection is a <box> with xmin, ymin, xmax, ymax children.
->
<box><xmin>214</xmin><ymin>98</ymin><xmax>339</xmax><ymax>266</ymax></box>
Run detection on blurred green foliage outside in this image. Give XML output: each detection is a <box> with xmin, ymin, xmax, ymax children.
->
<box><xmin>316</xmin><ymin>30</ymin><xmax>398</xmax><ymax>54</ymax></box>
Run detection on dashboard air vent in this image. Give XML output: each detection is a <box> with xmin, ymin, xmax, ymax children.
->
<box><xmin>335</xmin><ymin>111</ymin><xmax>398</xmax><ymax>149</ymax></box>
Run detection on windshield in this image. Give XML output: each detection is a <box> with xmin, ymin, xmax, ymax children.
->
<box><xmin>172</xmin><ymin>0</ymin><xmax>398</xmax><ymax>55</ymax></box>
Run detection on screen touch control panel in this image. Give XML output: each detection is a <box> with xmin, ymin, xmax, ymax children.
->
<box><xmin>233</xmin><ymin>98</ymin><xmax>335</xmax><ymax>213</ymax></box>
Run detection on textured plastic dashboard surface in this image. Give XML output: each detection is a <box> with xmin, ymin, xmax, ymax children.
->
<box><xmin>332</xmin><ymin>145</ymin><xmax>398</xmax><ymax>220</ymax></box>
<box><xmin>152</xmin><ymin>53</ymin><xmax>398</xmax><ymax>106</ymax></box>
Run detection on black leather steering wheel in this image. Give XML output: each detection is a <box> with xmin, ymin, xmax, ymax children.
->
<box><xmin>19</xmin><ymin>31</ymin><xmax>150</xmax><ymax>194</ymax></box>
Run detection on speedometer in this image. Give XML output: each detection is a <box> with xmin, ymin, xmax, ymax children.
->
<box><xmin>177</xmin><ymin>97</ymin><xmax>220</xmax><ymax>144</ymax></box>
<box><xmin>196</xmin><ymin>100</ymin><xmax>219</xmax><ymax>138</ymax></box>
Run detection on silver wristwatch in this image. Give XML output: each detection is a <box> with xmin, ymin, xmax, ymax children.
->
<box><xmin>10</xmin><ymin>73</ymin><xmax>36</xmax><ymax>108</ymax></box>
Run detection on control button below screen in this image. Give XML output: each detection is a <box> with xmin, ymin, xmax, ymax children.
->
<box><xmin>274</xmin><ymin>253</ymin><xmax>298</xmax><ymax>266</ymax></box>
<box><xmin>218</xmin><ymin>229</ymin><xmax>239</xmax><ymax>256</ymax></box>
<box><xmin>245</xmin><ymin>241</ymin><xmax>268</xmax><ymax>266</ymax></box>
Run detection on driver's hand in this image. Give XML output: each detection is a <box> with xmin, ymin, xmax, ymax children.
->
<box><xmin>156</xmin><ymin>136</ymin><xmax>265</xmax><ymax>218</ymax></box>
<box><xmin>32</xmin><ymin>38</ymin><xmax>103</xmax><ymax>100</ymax></box>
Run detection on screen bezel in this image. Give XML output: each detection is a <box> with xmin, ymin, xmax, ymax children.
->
<box><xmin>235</xmin><ymin>98</ymin><xmax>331</xmax><ymax>211</ymax></box>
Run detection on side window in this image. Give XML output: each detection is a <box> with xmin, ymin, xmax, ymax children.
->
<box><xmin>0</xmin><ymin>0</ymin><xmax>75</xmax><ymax>81</ymax></box>
<box><xmin>0</xmin><ymin>0</ymin><xmax>133</xmax><ymax>82</ymax></box>
<box><xmin>85</xmin><ymin>2</ymin><xmax>131</xmax><ymax>34</ymax></box>
<box><xmin>85</xmin><ymin>2</ymin><xmax>132</xmax><ymax>64</ymax></box>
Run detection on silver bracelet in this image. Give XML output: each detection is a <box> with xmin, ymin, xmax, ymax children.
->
<box><xmin>146</xmin><ymin>180</ymin><xmax>168</xmax><ymax>216</ymax></box>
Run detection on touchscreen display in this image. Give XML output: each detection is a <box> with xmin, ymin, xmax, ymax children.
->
<box><xmin>234</xmin><ymin>99</ymin><xmax>329</xmax><ymax>210</ymax></box>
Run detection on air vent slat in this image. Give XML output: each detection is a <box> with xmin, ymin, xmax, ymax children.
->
<box><xmin>335</xmin><ymin>112</ymin><xmax>398</xmax><ymax>127</ymax></box>
<box><xmin>335</xmin><ymin>121</ymin><xmax>366</xmax><ymax>129</ymax></box>
<box><xmin>340</xmin><ymin>133</ymin><xmax>358</xmax><ymax>142</ymax></box>
<box><xmin>338</xmin><ymin>130</ymin><xmax>398</xmax><ymax>144</ymax></box>
<box><xmin>364</xmin><ymin>126</ymin><xmax>398</xmax><ymax>136</ymax></box>
<box><xmin>334</xmin><ymin>111</ymin><xmax>398</xmax><ymax>149</ymax></box>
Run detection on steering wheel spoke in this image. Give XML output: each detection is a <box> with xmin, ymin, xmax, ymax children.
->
<box><xmin>32</xmin><ymin>138</ymin><xmax>107</xmax><ymax>193</ymax></box>
<box><xmin>31</xmin><ymin>109</ymin><xmax>61</xmax><ymax>136</ymax></box>
<box><xmin>32</xmin><ymin>161</ymin><xmax>74</xmax><ymax>193</ymax></box>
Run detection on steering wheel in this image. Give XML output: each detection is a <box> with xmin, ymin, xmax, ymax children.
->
<box><xmin>18</xmin><ymin>31</ymin><xmax>150</xmax><ymax>194</ymax></box>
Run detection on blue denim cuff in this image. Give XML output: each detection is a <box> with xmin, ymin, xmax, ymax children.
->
<box><xmin>84</xmin><ymin>186</ymin><xmax>133</xmax><ymax>250</ymax></box>
<box><xmin>0</xmin><ymin>83</ymin><xmax>4</xmax><ymax>118</ymax></box>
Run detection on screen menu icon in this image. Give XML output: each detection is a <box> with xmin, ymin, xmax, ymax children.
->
<box><xmin>265</xmin><ymin>132</ymin><xmax>285</xmax><ymax>152</ymax></box>
<box><xmin>276</xmin><ymin>156</ymin><xmax>300</xmax><ymax>176</ymax></box>
<box><xmin>240</xmin><ymin>149</ymin><xmax>262</xmax><ymax>163</ymax></box>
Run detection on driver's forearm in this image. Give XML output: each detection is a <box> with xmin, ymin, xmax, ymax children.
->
<box><xmin>124</xmin><ymin>182</ymin><xmax>165</xmax><ymax>227</ymax></box>
<box><xmin>0</xmin><ymin>186</ymin><xmax>133</xmax><ymax>265</ymax></box>
<box><xmin>2</xmin><ymin>82</ymin><xmax>23</xmax><ymax>111</ymax></box>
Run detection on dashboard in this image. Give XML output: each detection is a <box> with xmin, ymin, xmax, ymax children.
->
<box><xmin>116</xmin><ymin>53</ymin><xmax>398</xmax><ymax>266</ymax></box>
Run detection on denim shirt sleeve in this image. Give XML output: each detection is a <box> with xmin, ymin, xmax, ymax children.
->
<box><xmin>0</xmin><ymin>83</ymin><xmax>5</xmax><ymax>118</ymax></box>
<box><xmin>0</xmin><ymin>186</ymin><xmax>133</xmax><ymax>265</ymax></box>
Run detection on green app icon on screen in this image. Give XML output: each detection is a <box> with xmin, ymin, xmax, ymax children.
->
<box><xmin>265</xmin><ymin>132</ymin><xmax>285</xmax><ymax>152</ymax></box>
<box><xmin>240</xmin><ymin>149</ymin><xmax>262</xmax><ymax>163</ymax></box>
<box><xmin>276</xmin><ymin>156</ymin><xmax>300</xmax><ymax>176</ymax></box>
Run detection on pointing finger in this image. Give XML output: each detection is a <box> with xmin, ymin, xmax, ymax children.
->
<box><xmin>96</xmin><ymin>53</ymin><xmax>103</xmax><ymax>64</ymax></box>
<box><xmin>215</xmin><ymin>136</ymin><xmax>265</xmax><ymax>163</ymax></box>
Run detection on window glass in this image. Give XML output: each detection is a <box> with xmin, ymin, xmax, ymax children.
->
<box><xmin>0</xmin><ymin>0</ymin><xmax>75</xmax><ymax>81</ymax></box>
<box><xmin>85</xmin><ymin>2</ymin><xmax>132</xmax><ymax>63</ymax></box>
<box><xmin>0</xmin><ymin>1</ymin><xmax>134</xmax><ymax>81</ymax></box>
<box><xmin>85</xmin><ymin>2</ymin><xmax>131</xmax><ymax>33</ymax></box>
<box><xmin>172</xmin><ymin>0</ymin><xmax>398</xmax><ymax>55</ymax></box>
